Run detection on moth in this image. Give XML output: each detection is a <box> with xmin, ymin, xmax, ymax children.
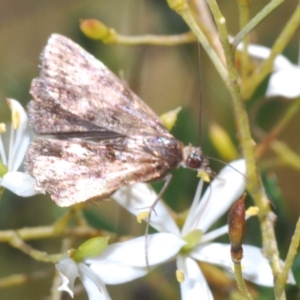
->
<box><xmin>26</xmin><ymin>34</ymin><xmax>209</xmax><ymax>207</ymax></box>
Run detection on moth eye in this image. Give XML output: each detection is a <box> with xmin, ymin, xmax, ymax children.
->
<box><xmin>186</xmin><ymin>154</ymin><xmax>202</xmax><ymax>169</ymax></box>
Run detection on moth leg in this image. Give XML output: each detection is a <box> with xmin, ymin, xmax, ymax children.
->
<box><xmin>144</xmin><ymin>174</ymin><xmax>173</xmax><ymax>269</ymax></box>
<box><xmin>150</xmin><ymin>174</ymin><xmax>173</xmax><ymax>214</ymax></box>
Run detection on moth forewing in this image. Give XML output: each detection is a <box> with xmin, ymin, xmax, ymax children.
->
<box><xmin>26</xmin><ymin>34</ymin><xmax>209</xmax><ymax>206</ymax></box>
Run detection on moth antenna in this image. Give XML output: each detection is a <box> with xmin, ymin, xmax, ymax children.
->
<box><xmin>197</xmin><ymin>42</ymin><xmax>203</xmax><ymax>145</ymax></box>
<box><xmin>204</xmin><ymin>155</ymin><xmax>258</xmax><ymax>190</ymax></box>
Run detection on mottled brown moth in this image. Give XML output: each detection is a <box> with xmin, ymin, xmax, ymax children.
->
<box><xmin>26</xmin><ymin>34</ymin><xmax>209</xmax><ymax>207</ymax></box>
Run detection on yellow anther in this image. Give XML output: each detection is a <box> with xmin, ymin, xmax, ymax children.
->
<box><xmin>176</xmin><ymin>269</ymin><xmax>185</xmax><ymax>283</ymax></box>
<box><xmin>197</xmin><ymin>170</ymin><xmax>210</xmax><ymax>182</ymax></box>
<box><xmin>137</xmin><ymin>211</ymin><xmax>150</xmax><ymax>223</ymax></box>
<box><xmin>11</xmin><ymin>110</ymin><xmax>21</xmax><ymax>130</ymax></box>
<box><xmin>0</xmin><ymin>123</ymin><xmax>6</xmax><ymax>133</ymax></box>
<box><xmin>246</xmin><ymin>206</ymin><xmax>259</xmax><ymax>217</ymax></box>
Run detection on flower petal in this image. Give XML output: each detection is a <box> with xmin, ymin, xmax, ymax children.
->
<box><xmin>6</xmin><ymin>99</ymin><xmax>30</xmax><ymax>172</ymax></box>
<box><xmin>237</xmin><ymin>42</ymin><xmax>300</xmax><ymax>99</ymax></box>
<box><xmin>78</xmin><ymin>263</ymin><xmax>110</xmax><ymax>300</ymax></box>
<box><xmin>55</xmin><ymin>257</ymin><xmax>79</xmax><ymax>297</ymax></box>
<box><xmin>181</xmin><ymin>180</ymin><xmax>203</xmax><ymax>236</ymax></box>
<box><xmin>266</xmin><ymin>67</ymin><xmax>300</xmax><ymax>98</ymax></box>
<box><xmin>201</xmin><ymin>224</ymin><xmax>228</xmax><ymax>243</ymax></box>
<box><xmin>87</xmin><ymin>233</ymin><xmax>185</xmax><ymax>284</ymax></box>
<box><xmin>0</xmin><ymin>135</ymin><xmax>7</xmax><ymax>167</ymax></box>
<box><xmin>113</xmin><ymin>183</ymin><xmax>180</xmax><ymax>235</ymax></box>
<box><xmin>239</xmin><ymin>43</ymin><xmax>293</xmax><ymax>71</ymax></box>
<box><xmin>177</xmin><ymin>255</ymin><xmax>213</xmax><ymax>300</ymax></box>
<box><xmin>192</xmin><ymin>159</ymin><xmax>246</xmax><ymax>233</ymax></box>
<box><xmin>1</xmin><ymin>171</ymin><xmax>38</xmax><ymax>196</ymax></box>
<box><xmin>190</xmin><ymin>243</ymin><xmax>296</xmax><ymax>286</ymax></box>
<box><xmin>191</xmin><ymin>243</ymin><xmax>232</xmax><ymax>268</ymax></box>
<box><xmin>241</xmin><ymin>245</ymin><xmax>295</xmax><ymax>286</ymax></box>
<box><xmin>90</xmin><ymin>264</ymin><xmax>147</xmax><ymax>284</ymax></box>
<box><xmin>87</xmin><ymin>233</ymin><xmax>185</xmax><ymax>267</ymax></box>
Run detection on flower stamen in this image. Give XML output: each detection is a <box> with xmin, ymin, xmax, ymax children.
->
<box><xmin>176</xmin><ymin>269</ymin><xmax>185</xmax><ymax>283</ymax></box>
<box><xmin>137</xmin><ymin>211</ymin><xmax>150</xmax><ymax>223</ymax></box>
<box><xmin>11</xmin><ymin>110</ymin><xmax>21</xmax><ymax>130</ymax></box>
<box><xmin>0</xmin><ymin>123</ymin><xmax>6</xmax><ymax>134</ymax></box>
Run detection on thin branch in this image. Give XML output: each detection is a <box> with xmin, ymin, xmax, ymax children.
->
<box><xmin>114</xmin><ymin>32</ymin><xmax>197</xmax><ymax>46</ymax></box>
<box><xmin>0</xmin><ymin>270</ymin><xmax>52</xmax><ymax>289</ymax></box>
<box><xmin>166</xmin><ymin>0</ymin><xmax>228</xmax><ymax>85</ymax></box>
<box><xmin>233</xmin><ymin>0</ymin><xmax>285</xmax><ymax>47</ymax></box>
<box><xmin>256</xmin><ymin>98</ymin><xmax>300</xmax><ymax>159</ymax></box>
<box><xmin>233</xmin><ymin>262</ymin><xmax>253</xmax><ymax>300</ymax></box>
<box><xmin>276</xmin><ymin>217</ymin><xmax>300</xmax><ymax>297</ymax></box>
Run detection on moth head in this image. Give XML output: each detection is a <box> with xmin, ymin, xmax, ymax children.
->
<box><xmin>182</xmin><ymin>145</ymin><xmax>209</xmax><ymax>171</ymax></box>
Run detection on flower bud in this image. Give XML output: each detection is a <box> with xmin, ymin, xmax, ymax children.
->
<box><xmin>228</xmin><ymin>194</ymin><xmax>246</xmax><ymax>262</ymax></box>
<box><xmin>160</xmin><ymin>107</ymin><xmax>181</xmax><ymax>131</ymax></box>
<box><xmin>209</xmin><ymin>122</ymin><xmax>238</xmax><ymax>161</ymax></box>
<box><xmin>80</xmin><ymin>19</ymin><xmax>116</xmax><ymax>43</ymax></box>
<box><xmin>72</xmin><ymin>236</ymin><xmax>110</xmax><ymax>262</ymax></box>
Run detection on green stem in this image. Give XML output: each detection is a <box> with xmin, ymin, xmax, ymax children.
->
<box><xmin>167</xmin><ymin>1</ymin><xmax>286</xmax><ymax>298</ymax></box>
<box><xmin>233</xmin><ymin>0</ymin><xmax>284</xmax><ymax>47</ymax></box>
<box><xmin>197</xmin><ymin>5</ymin><xmax>286</xmax><ymax>295</ymax></box>
<box><xmin>271</xmin><ymin>140</ymin><xmax>300</xmax><ymax>171</ymax></box>
<box><xmin>8</xmin><ymin>231</ymin><xmax>63</xmax><ymax>263</ymax></box>
<box><xmin>189</xmin><ymin>0</ymin><xmax>226</xmax><ymax>64</ymax></box>
<box><xmin>0</xmin><ymin>226</ymin><xmax>108</xmax><ymax>241</ymax></box>
<box><xmin>115</xmin><ymin>32</ymin><xmax>196</xmax><ymax>46</ymax></box>
<box><xmin>276</xmin><ymin>217</ymin><xmax>300</xmax><ymax>297</ymax></box>
<box><xmin>256</xmin><ymin>98</ymin><xmax>300</xmax><ymax>159</ymax></box>
<box><xmin>233</xmin><ymin>262</ymin><xmax>253</xmax><ymax>300</ymax></box>
<box><xmin>0</xmin><ymin>270</ymin><xmax>51</xmax><ymax>289</ymax></box>
<box><xmin>204</xmin><ymin>0</ymin><xmax>261</xmax><ymax>197</ymax></box>
<box><xmin>167</xmin><ymin>0</ymin><xmax>228</xmax><ymax>81</ymax></box>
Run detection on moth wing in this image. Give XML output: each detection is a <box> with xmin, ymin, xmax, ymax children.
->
<box><xmin>28</xmin><ymin>34</ymin><xmax>170</xmax><ymax>138</ymax></box>
<box><xmin>26</xmin><ymin>137</ymin><xmax>176</xmax><ymax>206</ymax></box>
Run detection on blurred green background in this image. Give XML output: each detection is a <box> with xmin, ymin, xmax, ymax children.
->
<box><xmin>0</xmin><ymin>0</ymin><xmax>299</xmax><ymax>299</ymax></box>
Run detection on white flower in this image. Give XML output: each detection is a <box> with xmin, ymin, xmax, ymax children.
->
<box><xmin>113</xmin><ymin>159</ymin><xmax>295</xmax><ymax>299</ymax></box>
<box><xmin>0</xmin><ymin>99</ymin><xmax>37</xmax><ymax>196</ymax></box>
<box><xmin>56</xmin><ymin>257</ymin><xmax>110</xmax><ymax>300</ymax></box>
<box><xmin>56</xmin><ymin>233</ymin><xmax>185</xmax><ymax>299</ymax></box>
<box><xmin>238</xmin><ymin>42</ymin><xmax>300</xmax><ymax>98</ymax></box>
